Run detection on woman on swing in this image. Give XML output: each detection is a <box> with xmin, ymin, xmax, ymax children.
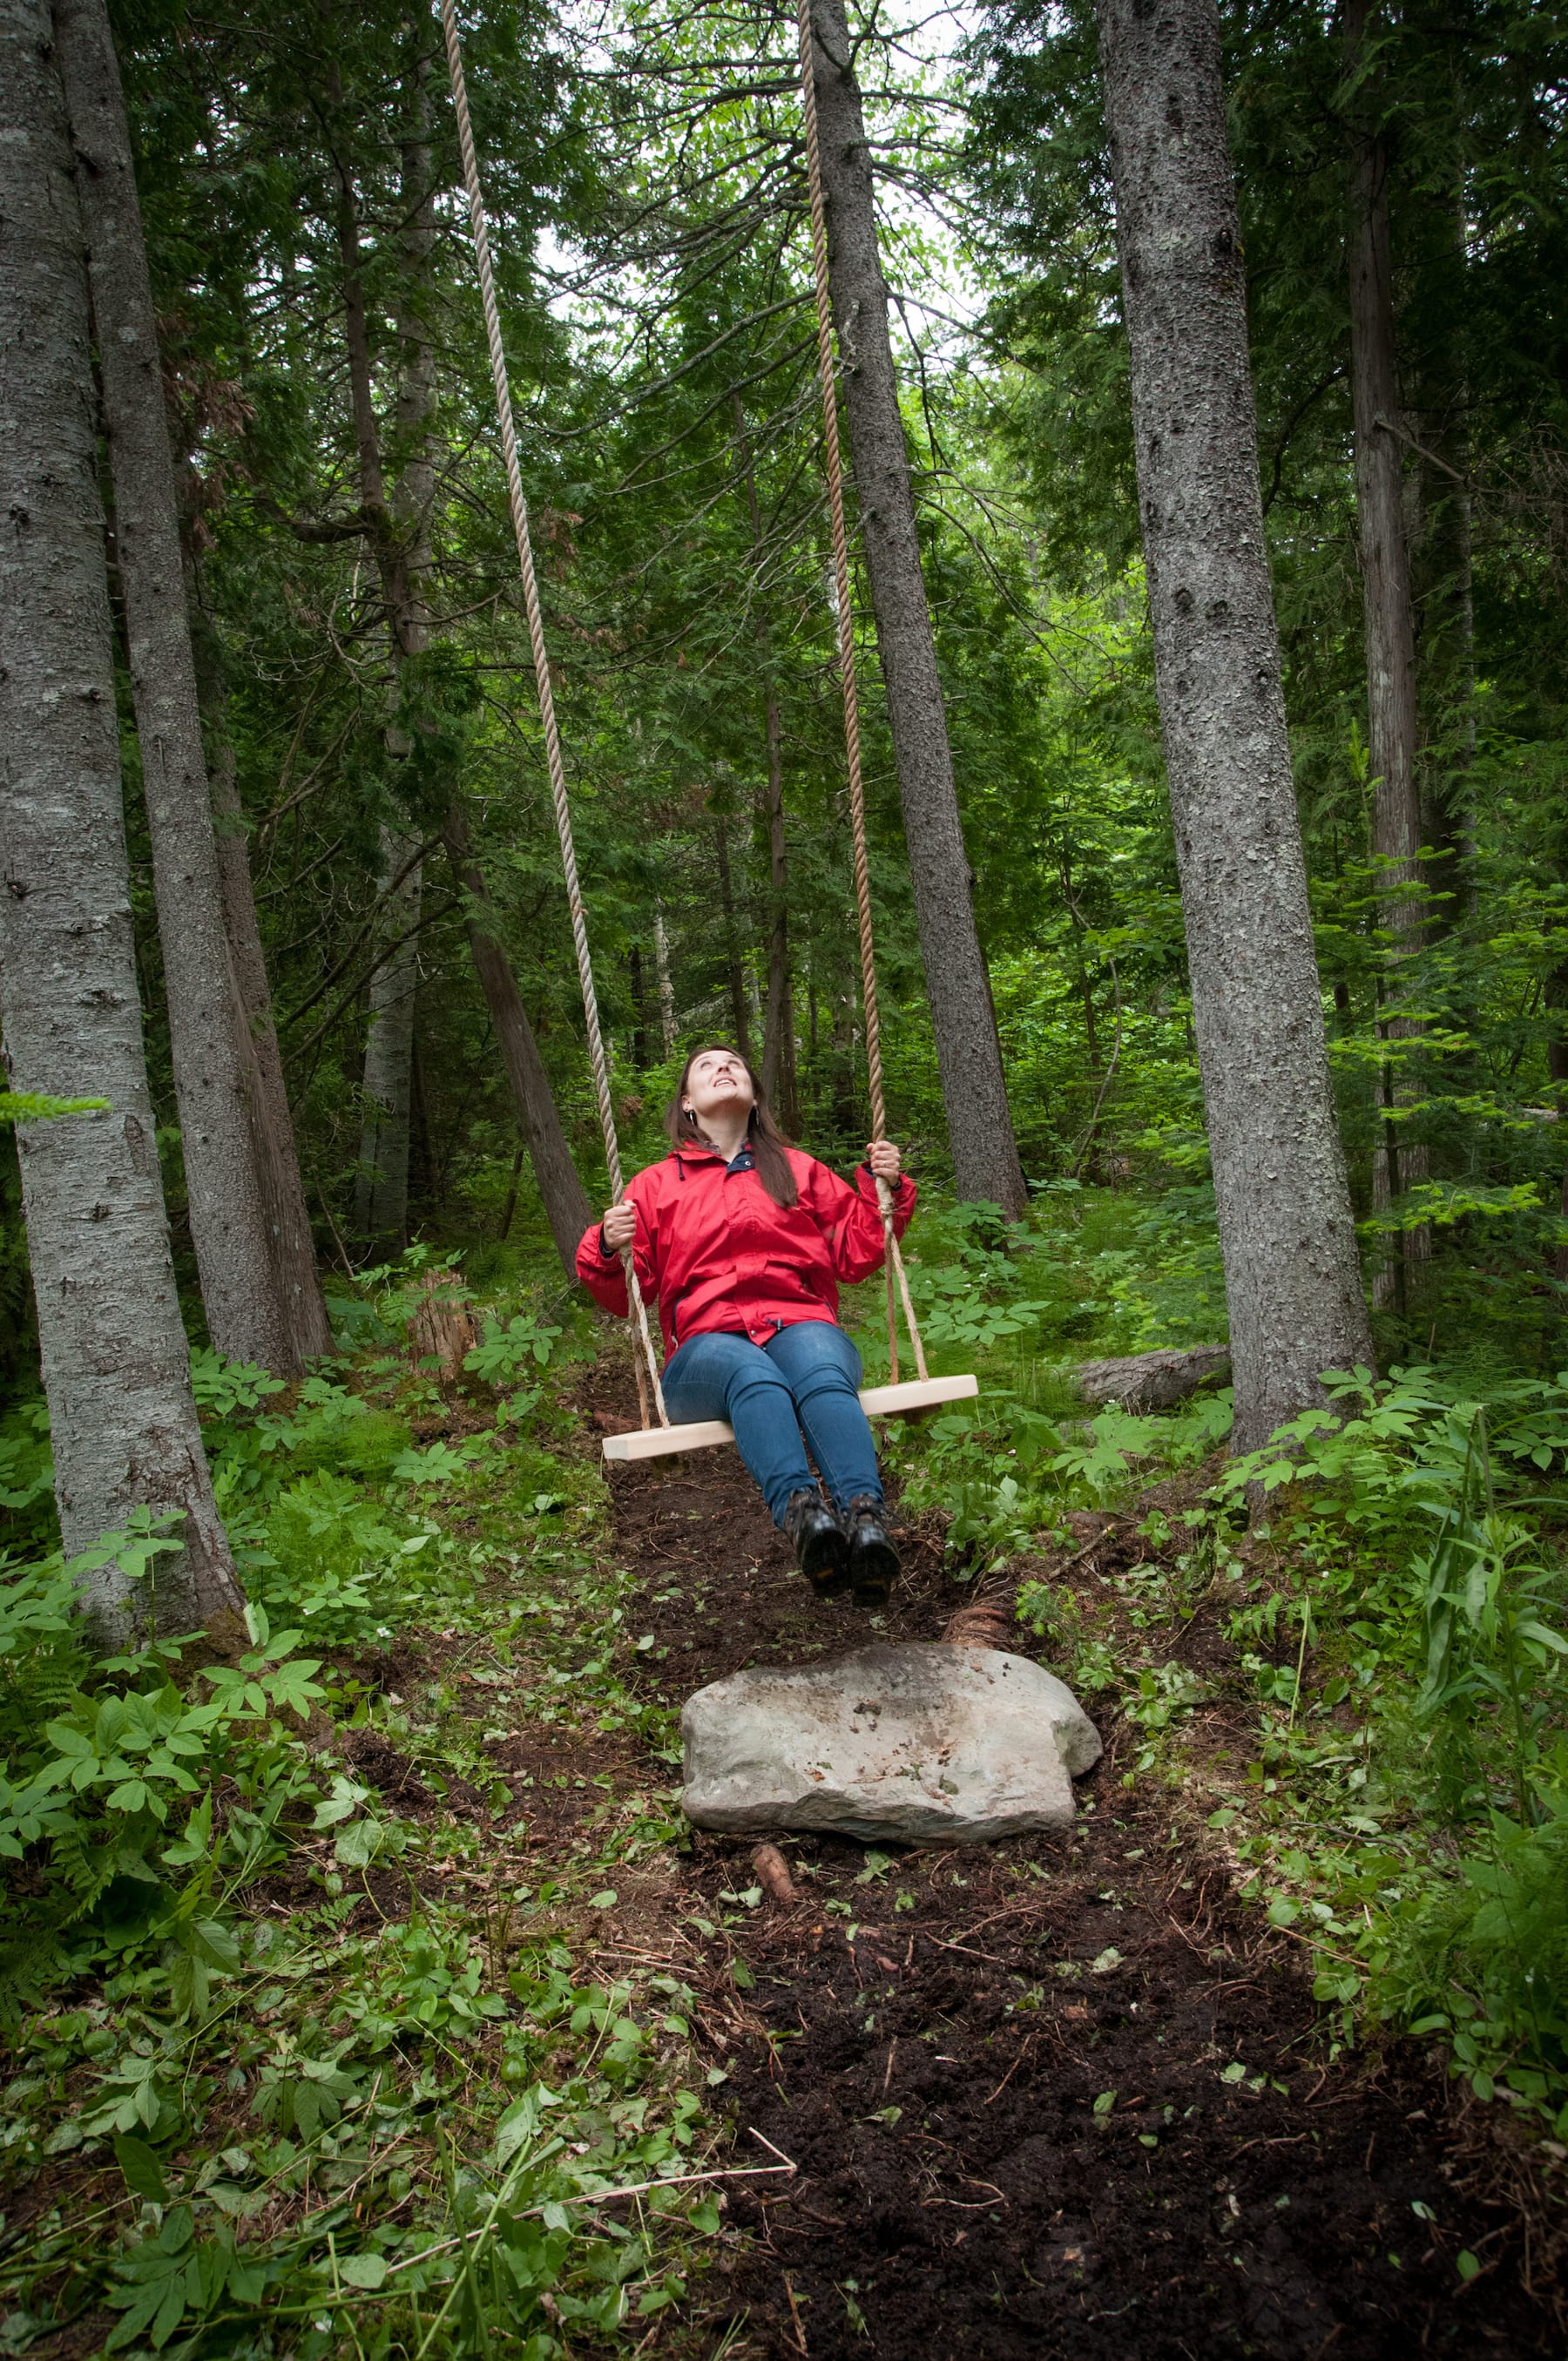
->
<box><xmin>576</xmin><ymin>1045</ymin><xmax>915</xmax><ymax>1607</ymax></box>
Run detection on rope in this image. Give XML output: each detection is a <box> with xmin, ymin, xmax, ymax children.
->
<box><xmin>439</xmin><ymin>0</ymin><xmax>666</xmax><ymax>1425</ymax></box>
<box><xmin>795</xmin><ymin>0</ymin><xmax>928</xmax><ymax>1385</ymax></box>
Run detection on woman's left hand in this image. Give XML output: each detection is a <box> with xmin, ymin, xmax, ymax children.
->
<box><xmin>866</xmin><ymin>1139</ymin><xmax>902</xmax><ymax>1183</ymax></box>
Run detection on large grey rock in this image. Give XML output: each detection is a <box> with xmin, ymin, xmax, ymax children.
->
<box><xmin>680</xmin><ymin>1643</ymin><xmax>1101</xmax><ymax>1846</ymax></box>
<box><xmin>1075</xmin><ymin>1345</ymin><xmax>1230</xmax><ymax>1412</ymax></box>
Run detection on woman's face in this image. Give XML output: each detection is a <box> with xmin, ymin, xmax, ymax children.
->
<box><xmin>681</xmin><ymin>1047</ymin><xmax>755</xmax><ymax>1127</ymax></box>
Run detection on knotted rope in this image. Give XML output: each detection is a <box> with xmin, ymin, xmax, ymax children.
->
<box><xmin>439</xmin><ymin>0</ymin><xmax>666</xmax><ymax>1425</ymax></box>
<box><xmin>795</xmin><ymin>0</ymin><xmax>929</xmax><ymax>1386</ymax></box>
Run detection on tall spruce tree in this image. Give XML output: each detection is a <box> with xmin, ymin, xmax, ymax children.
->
<box><xmin>1096</xmin><ymin>0</ymin><xmax>1373</xmax><ymax>1450</ymax></box>
<box><xmin>1342</xmin><ymin>0</ymin><xmax>1429</xmax><ymax>1304</ymax></box>
<box><xmin>0</xmin><ymin>0</ymin><xmax>242</xmax><ymax>1640</ymax></box>
<box><xmin>54</xmin><ymin>0</ymin><xmax>326</xmax><ymax>1376</ymax></box>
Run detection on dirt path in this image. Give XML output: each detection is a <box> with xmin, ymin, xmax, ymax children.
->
<box><xmin>584</xmin><ymin>1361</ymin><xmax>1560</xmax><ymax>2358</ymax></box>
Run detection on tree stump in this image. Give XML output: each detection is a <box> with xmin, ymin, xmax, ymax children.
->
<box><xmin>409</xmin><ymin>1268</ymin><xmax>479</xmax><ymax>1381</ymax></box>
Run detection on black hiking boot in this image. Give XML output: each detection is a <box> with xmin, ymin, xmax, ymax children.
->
<box><xmin>843</xmin><ymin>1494</ymin><xmax>900</xmax><ymax>1608</ymax></box>
<box><xmin>783</xmin><ymin>1489</ymin><xmax>850</xmax><ymax>1597</ymax></box>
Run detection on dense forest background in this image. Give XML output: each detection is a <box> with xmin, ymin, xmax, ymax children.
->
<box><xmin>6</xmin><ymin>0</ymin><xmax>1567</xmax><ymax>1377</ymax></box>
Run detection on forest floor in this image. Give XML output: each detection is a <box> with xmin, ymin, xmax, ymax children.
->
<box><xmin>4</xmin><ymin>1288</ymin><xmax>1566</xmax><ymax>2359</ymax></box>
<box><xmin>567</xmin><ymin>1354</ymin><xmax>1564</xmax><ymax>2359</ymax></box>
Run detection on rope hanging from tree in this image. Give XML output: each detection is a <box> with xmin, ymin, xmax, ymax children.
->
<box><xmin>794</xmin><ymin>0</ymin><xmax>929</xmax><ymax>1387</ymax></box>
<box><xmin>438</xmin><ymin>0</ymin><xmax>666</xmax><ymax>1429</ymax></box>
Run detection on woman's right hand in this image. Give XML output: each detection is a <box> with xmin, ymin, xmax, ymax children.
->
<box><xmin>602</xmin><ymin>1200</ymin><xmax>637</xmax><ymax>1252</ymax></box>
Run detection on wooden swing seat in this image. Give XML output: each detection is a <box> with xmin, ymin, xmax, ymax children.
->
<box><xmin>601</xmin><ymin>1372</ymin><xmax>978</xmax><ymax>1462</ymax></box>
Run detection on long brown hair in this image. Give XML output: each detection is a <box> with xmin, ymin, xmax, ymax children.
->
<box><xmin>665</xmin><ymin>1045</ymin><xmax>799</xmax><ymax>1208</ymax></box>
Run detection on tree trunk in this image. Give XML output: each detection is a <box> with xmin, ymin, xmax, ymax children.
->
<box><xmin>184</xmin><ymin>571</ymin><xmax>331</xmax><ymax>1362</ymax></box>
<box><xmin>1096</xmin><ymin>0</ymin><xmax>1373</xmax><ymax>1454</ymax></box>
<box><xmin>336</xmin><ymin>135</ymin><xmax>426</xmax><ymax>1262</ymax></box>
<box><xmin>760</xmin><ymin>690</ymin><xmax>801</xmax><ymax>1133</ymax></box>
<box><xmin>713</xmin><ymin>815</ymin><xmax>754</xmax><ymax>1063</ymax></box>
<box><xmin>1416</xmin><ymin>456</ymin><xmax>1475</xmax><ymax>896</ymax></box>
<box><xmin>355</xmin><ymin>825</ymin><xmax>422</xmax><ymax>1255</ymax></box>
<box><xmin>389</xmin><ymin>49</ymin><xmax>438</xmax><ymax>628</ymax></box>
<box><xmin>628</xmin><ymin>944</ymin><xmax>651</xmax><ymax>1068</ymax></box>
<box><xmin>1548</xmin><ymin>1016</ymin><xmax>1568</xmax><ymax>1289</ymax></box>
<box><xmin>54</xmin><ymin>0</ymin><xmax>300</xmax><ymax>1375</ymax></box>
<box><xmin>207</xmin><ymin>727</ymin><xmax>334</xmax><ymax>1356</ymax></box>
<box><xmin>497</xmin><ymin>1141</ymin><xmax>524</xmax><ymax>1241</ymax></box>
<box><xmin>733</xmin><ymin>395</ymin><xmax>800</xmax><ymax>1132</ymax></box>
<box><xmin>806</xmin><ymin>0</ymin><xmax>1025</xmax><ymax>1215</ymax></box>
<box><xmin>830</xmin><ymin>984</ymin><xmax>862</xmax><ymax>1144</ymax></box>
<box><xmin>654</xmin><ymin>908</ymin><xmax>677</xmax><ymax>1054</ymax></box>
<box><xmin>442</xmin><ymin>802</ymin><xmax>592</xmax><ymax>1273</ymax></box>
<box><xmin>1059</xmin><ymin>835</ymin><xmax>1104</xmax><ymax>1180</ymax></box>
<box><xmin>1411</xmin><ymin>153</ymin><xmax>1476</xmax><ymax>923</ymax></box>
<box><xmin>0</xmin><ymin>0</ymin><xmax>242</xmax><ymax>1641</ymax></box>
<box><xmin>1345</xmin><ymin>12</ymin><xmax>1421</xmax><ymax>931</ymax></box>
<box><xmin>1344</xmin><ymin>0</ymin><xmax>1427</xmax><ymax>1302</ymax></box>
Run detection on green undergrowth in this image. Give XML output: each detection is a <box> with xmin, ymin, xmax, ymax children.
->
<box><xmin>4</xmin><ymin>1190</ymin><xmax>1567</xmax><ymax>2351</ymax></box>
<box><xmin>0</xmin><ymin>1256</ymin><xmax>724</xmax><ymax>2357</ymax></box>
<box><xmin>863</xmin><ymin>1201</ymin><xmax>1568</xmax><ymax>2154</ymax></box>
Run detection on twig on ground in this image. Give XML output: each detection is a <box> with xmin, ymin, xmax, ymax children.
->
<box><xmin>984</xmin><ymin>2037</ymin><xmax>1035</xmax><ymax>2106</ymax></box>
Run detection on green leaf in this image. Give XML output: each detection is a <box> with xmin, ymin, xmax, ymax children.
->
<box><xmin>188</xmin><ymin>1918</ymin><xmax>242</xmax><ymax>1972</ymax></box>
<box><xmin>335</xmin><ymin>1816</ymin><xmax>390</xmax><ymax>1869</ymax></box>
<box><xmin>337</xmin><ymin>2252</ymin><xmax>387</xmax><ymax>2290</ymax></box>
<box><xmin>158</xmin><ymin>2208</ymin><xmax>193</xmax><ymax>2254</ymax></box>
<box><xmin>114</xmin><ymin>2134</ymin><xmax>170</xmax><ymax>2203</ymax></box>
<box><xmin>151</xmin><ymin>2275</ymin><xmax>187</xmax><ymax>2348</ymax></box>
<box><xmin>312</xmin><ymin>1776</ymin><xmax>369</xmax><ymax>1830</ymax></box>
<box><xmin>161</xmin><ymin>1795</ymin><xmax>214</xmax><ymax>1869</ymax></box>
<box><xmin>497</xmin><ymin>2089</ymin><xmax>541</xmax><ymax>2165</ymax></box>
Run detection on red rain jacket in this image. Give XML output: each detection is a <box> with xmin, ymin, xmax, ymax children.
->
<box><xmin>574</xmin><ymin>1142</ymin><xmax>916</xmax><ymax>1356</ymax></box>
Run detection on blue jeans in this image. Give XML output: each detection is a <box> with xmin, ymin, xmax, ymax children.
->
<box><xmin>662</xmin><ymin>1321</ymin><xmax>882</xmax><ymax>1528</ymax></box>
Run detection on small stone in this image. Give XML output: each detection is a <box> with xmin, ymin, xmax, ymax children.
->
<box><xmin>680</xmin><ymin>1643</ymin><xmax>1102</xmax><ymax>1845</ymax></box>
<box><xmin>1074</xmin><ymin>1345</ymin><xmax>1230</xmax><ymax>1412</ymax></box>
